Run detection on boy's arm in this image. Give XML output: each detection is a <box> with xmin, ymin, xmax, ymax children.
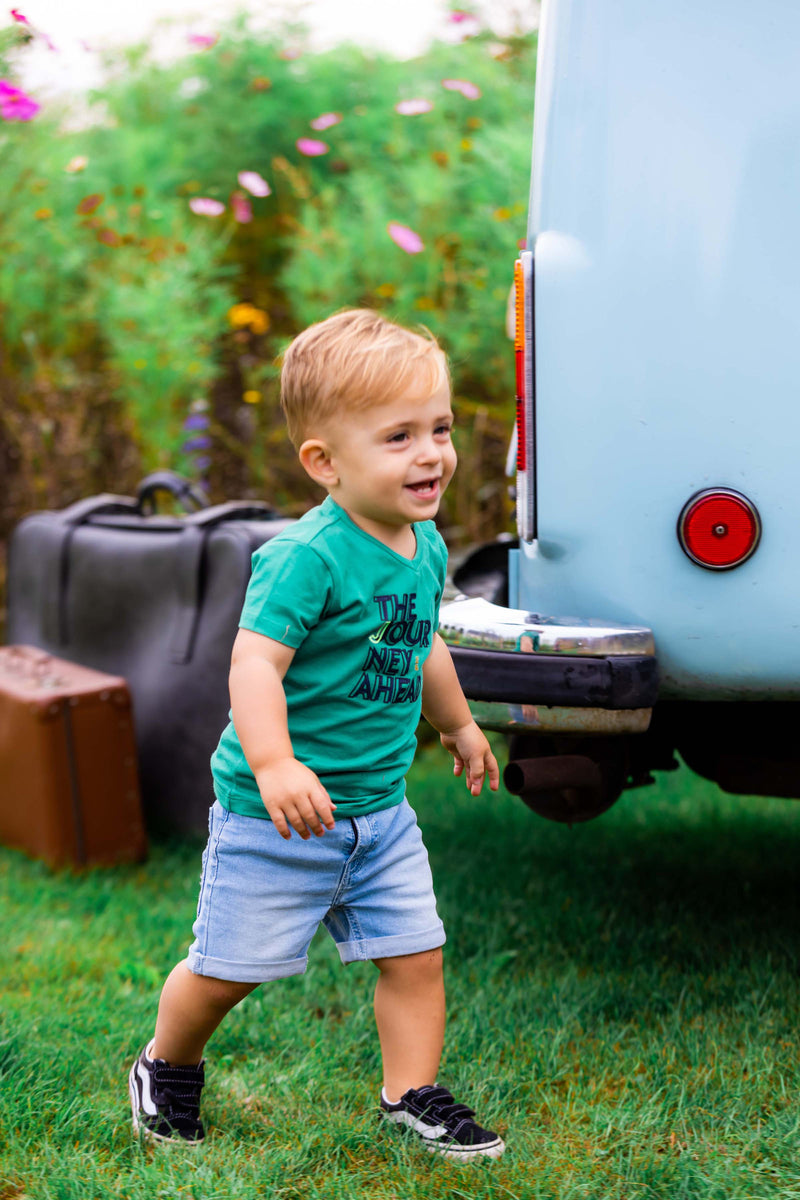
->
<box><xmin>229</xmin><ymin>628</ymin><xmax>336</xmax><ymax>839</ymax></box>
<box><xmin>421</xmin><ymin>633</ymin><xmax>500</xmax><ymax>796</ymax></box>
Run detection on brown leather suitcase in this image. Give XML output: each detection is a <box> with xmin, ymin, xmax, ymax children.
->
<box><xmin>0</xmin><ymin>645</ymin><xmax>147</xmax><ymax>867</ymax></box>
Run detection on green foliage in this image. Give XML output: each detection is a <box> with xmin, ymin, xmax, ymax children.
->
<box><xmin>0</xmin><ymin>107</ymin><xmax>234</xmax><ymax>469</ymax></box>
<box><xmin>275</xmin><ymin>39</ymin><xmax>530</xmax><ymax>403</ymax></box>
<box><xmin>0</xmin><ymin>13</ymin><xmax>534</xmax><ymax>544</ymax></box>
<box><xmin>2</xmin><ymin>756</ymin><xmax>800</xmax><ymax>1197</ymax></box>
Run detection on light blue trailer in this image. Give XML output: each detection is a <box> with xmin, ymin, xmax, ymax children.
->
<box><xmin>441</xmin><ymin>0</ymin><xmax>800</xmax><ymax>821</ymax></box>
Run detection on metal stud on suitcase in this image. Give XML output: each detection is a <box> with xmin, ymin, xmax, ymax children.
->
<box><xmin>6</xmin><ymin>473</ymin><xmax>296</xmax><ymax>834</ymax></box>
<box><xmin>0</xmin><ymin>646</ymin><xmax>147</xmax><ymax>868</ymax></box>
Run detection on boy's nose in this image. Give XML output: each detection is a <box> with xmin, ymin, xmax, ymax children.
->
<box><xmin>416</xmin><ymin>436</ymin><xmax>441</xmax><ymax>465</ymax></box>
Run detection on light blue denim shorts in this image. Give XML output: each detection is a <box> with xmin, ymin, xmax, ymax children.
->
<box><xmin>186</xmin><ymin>799</ymin><xmax>446</xmax><ymax>983</ymax></box>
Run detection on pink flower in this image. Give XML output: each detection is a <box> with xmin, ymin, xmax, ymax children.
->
<box><xmin>441</xmin><ymin>78</ymin><xmax>481</xmax><ymax>100</ymax></box>
<box><xmin>444</xmin><ymin>10</ymin><xmax>480</xmax><ymax>40</ymax></box>
<box><xmin>10</xmin><ymin>9</ymin><xmax>30</xmax><ymax>24</ymax></box>
<box><xmin>310</xmin><ymin>112</ymin><xmax>341</xmax><ymax>131</ymax></box>
<box><xmin>230</xmin><ymin>191</ymin><xmax>253</xmax><ymax>223</ymax></box>
<box><xmin>448</xmin><ymin>10</ymin><xmax>480</xmax><ymax>27</ymax></box>
<box><xmin>395</xmin><ymin>98</ymin><xmax>434</xmax><ymax>116</ymax></box>
<box><xmin>387</xmin><ymin>222</ymin><xmax>424</xmax><ymax>254</ymax></box>
<box><xmin>0</xmin><ymin>80</ymin><xmax>40</xmax><ymax>121</ymax></box>
<box><xmin>237</xmin><ymin>170</ymin><xmax>271</xmax><ymax>197</ymax></box>
<box><xmin>189</xmin><ymin>197</ymin><xmax>225</xmax><ymax>216</ymax></box>
<box><xmin>188</xmin><ymin>33</ymin><xmax>218</xmax><ymax>48</ymax></box>
<box><xmin>296</xmin><ymin>137</ymin><xmax>329</xmax><ymax>157</ymax></box>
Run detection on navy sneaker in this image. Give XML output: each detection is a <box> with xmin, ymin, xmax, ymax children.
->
<box><xmin>380</xmin><ymin>1084</ymin><xmax>505</xmax><ymax>1161</ymax></box>
<box><xmin>128</xmin><ymin>1040</ymin><xmax>205</xmax><ymax>1144</ymax></box>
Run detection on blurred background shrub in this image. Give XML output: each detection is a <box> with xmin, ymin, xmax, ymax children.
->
<box><xmin>0</xmin><ymin>10</ymin><xmax>535</xmax><ymax>617</ymax></box>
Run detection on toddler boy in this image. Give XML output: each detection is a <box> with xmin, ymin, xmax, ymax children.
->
<box><xmin>129</xmin><ymin>309</ymin><xmax>504</xmax><ymax>1161</ymax></box>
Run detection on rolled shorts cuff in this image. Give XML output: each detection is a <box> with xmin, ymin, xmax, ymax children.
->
<box><xmin>336</xmin><ymin>922</ymin><xmax>446</xmax><ymax>964</ymax></box>
<box><xmin>185</xmin><ymin>950</ymin><xmax>308</xmax><ymax>984</ymax></box>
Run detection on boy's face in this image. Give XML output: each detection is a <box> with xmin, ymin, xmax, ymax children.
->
<box><xmin>306</xmin><ymin>372</ymin><xmax>456</xmax><ymax>549</ymax></box>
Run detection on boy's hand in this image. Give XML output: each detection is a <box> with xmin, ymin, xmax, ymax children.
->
<box><xmin>439</xmin><ymin>722</ymin><xmax>500</xmax><ymax>796</ymax></box>
<box><xmin>255</xmin><ymin>758</ymin><xmax>336</xmax><ymax>840</ymax></box>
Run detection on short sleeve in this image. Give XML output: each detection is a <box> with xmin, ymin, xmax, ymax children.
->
<box><xmin>426</xmin><ymin>525</ymin><xmax>448</xmax><ymax>610</ymax></box>
<box><xmin>435</xmin><ymin>532</ymin><xmax>448</xmax><ymax>601</ymax></box>
<box><xmin>239</xmin><ymin>537</ymin><xmax>333</xmax><ymax>648</ymax></box>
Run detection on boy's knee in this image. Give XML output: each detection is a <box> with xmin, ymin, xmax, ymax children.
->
<box><xmin>187</xmin><ymin>969</ymin><xmax>258</xmax><ymax>1009</ymax></box>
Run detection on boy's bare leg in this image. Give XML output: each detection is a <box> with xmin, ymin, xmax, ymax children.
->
<box><xmin>372</xmin><ymin>948</ymin><xmax>445</xmax><ymax>1102</ymax></box>
<box><xmin>151</xmin><ymin>962</ymin><xmax>258</xmax><ymax>1065</ymax></box>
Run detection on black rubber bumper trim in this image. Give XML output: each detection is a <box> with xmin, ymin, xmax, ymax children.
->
<box><xmin>449</xmin><ymin>647</ymin><xmax>659</xmax><ymax>709</ymax></box>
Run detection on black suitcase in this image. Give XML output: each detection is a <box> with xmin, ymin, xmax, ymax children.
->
<box><xmin>6</xmin><ymin>473</ymin><xmax>295</xmax><ymax>834</ymax></box>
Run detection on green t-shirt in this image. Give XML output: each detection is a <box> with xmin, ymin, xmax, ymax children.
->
<box><xmin>211</xmin><ymin>496</ymin><xmax>448</xmax><ymax>819</ymax></box>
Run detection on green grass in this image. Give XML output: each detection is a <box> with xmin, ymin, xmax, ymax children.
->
<box><xmin>2</xmin><ymin>748</ymin><xmax>799</xmax><ymax>1199</ymax></box>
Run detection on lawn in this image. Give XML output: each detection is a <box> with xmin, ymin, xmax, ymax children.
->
<box><xmin>1</xmin><ymin>746</ymin><xmax>799</xmax><ymax>1199</ymax></box>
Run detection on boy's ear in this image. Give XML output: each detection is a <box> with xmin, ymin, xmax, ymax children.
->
<box><xmin>299</xmin><ymin>438</ymin><xmax>338</xmax><ymax>487</ymax></box>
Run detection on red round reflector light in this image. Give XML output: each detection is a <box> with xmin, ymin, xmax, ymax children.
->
<box><xmin>678</xmin><ymin>488</ymin><xmax>761</xmax><ymax>570</ymax></box>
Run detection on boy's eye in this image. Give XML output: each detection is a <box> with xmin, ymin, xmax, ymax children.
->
<box><xmin>387</xmin><ymin>431</ymin><xmax>409</xmax><ymax>444</ymax></box>
<box><xmin>435</xmin><ymin>423</ymin><xmax>453</xmax><ymax>437</ymax></box>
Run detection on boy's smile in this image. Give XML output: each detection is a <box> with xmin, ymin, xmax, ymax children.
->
<box><xmin>301</xmin><ymin>373</ymin><xmax>456</xmax><ymax>555</ymax></box>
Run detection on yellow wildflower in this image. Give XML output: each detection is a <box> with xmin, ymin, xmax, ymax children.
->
<box><xmin>227</xmin><ymin>303</ymin><xmax>270</xmax><ymax>334</ymax></box>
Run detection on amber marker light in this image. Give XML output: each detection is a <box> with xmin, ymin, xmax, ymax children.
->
<box><xmin>677</xmin><ymin>487</ymin><xmax>761</xmax><ymax>570</ymax></box>
<box><xmin>513</xmin><ymin>258</ymin><xmax>526</xmax><ymax>471</ymax></box>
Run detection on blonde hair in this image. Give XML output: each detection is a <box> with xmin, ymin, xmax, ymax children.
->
<box><xmin>280</xmin><ymin>309</ymin><xmax>448</xmax><ymax>447</ymax></box>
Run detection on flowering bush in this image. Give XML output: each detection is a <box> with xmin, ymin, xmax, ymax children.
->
<box><xmin>0</xmin><ymin>10</ymin><xmax>535</xmax><ymax>555</ymax></box>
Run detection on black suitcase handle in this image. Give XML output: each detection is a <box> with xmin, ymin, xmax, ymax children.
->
<box><xmin>54</xmin><ymin>474</ymin><xmax>209</xmax><ymax>529</ymax></box>
<box><xmin>45</xmin><ymin>485</ymin><xmax>284</xmax><ymax>658</ymax></box>
<box><xmin>58</xmin><ymin>489</ymin><xmax>274</xmax><ymax>531</ymax></box>
<box><xmin>184</xmin><ymin>500</ymin><xmax>276</xmax><ymax>527</ymax></box>
<box><xmin>57</xmin><ymin>494</ymin><xmax>141</xmax><ymax>527</ymax></box>
<box><xmin>136</xmin><ymin>471</ymin><xmax>209</xmax><ymax>514</ymax></box>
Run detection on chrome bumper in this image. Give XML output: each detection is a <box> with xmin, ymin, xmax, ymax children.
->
<box><xmin>439</xmin><ymin>596</ymin><xmax>658</xmax><ymax>735</ymax></box>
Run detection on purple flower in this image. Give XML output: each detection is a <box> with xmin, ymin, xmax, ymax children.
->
<box><xmin>387</xmin><ymin>222</ymin><xmax>424</xmax><ymax>254</ymax></box>
<box><xmin>183</xmin><ymin>412</ymin><xmax>209</xmax><ymax>431</ymax></box>
<box><xmin>183</xmin><ymin>436</ymin><xmax>212</xmax><ymax>453</ymax></box>
<box><xmin>0</xmin><ymin>80</ymin><xmax>40</xmax><ymax>122</ymax></box>
<box><xmin>194</xmin><ymin>455</ymin><xmax>212</xmax><ymax>471</ymax></box>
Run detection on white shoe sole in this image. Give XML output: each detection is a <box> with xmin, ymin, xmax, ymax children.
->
<box><xmin>383</xmin><ymin>1109</ymin><xmax>505</xmax><ymax>1161</ymax></box>
<box><xmin>425</xmin><ymin>1135</ymin><xmax>506</xmax><ymax>1161</ymax></box>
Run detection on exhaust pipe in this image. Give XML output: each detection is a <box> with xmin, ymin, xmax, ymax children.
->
<box><xmin>503</xmin><ymin>755</ymin><xmax>602</xmax><ymax>795</ymax></box>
